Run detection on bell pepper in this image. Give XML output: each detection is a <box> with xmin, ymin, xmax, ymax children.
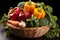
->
<box><xmin>33</xmin><ymin>8</ymin><xmax>46</xmax><ymax>19</ymax></box>
<box><xmin>18</xmin><ymin>11</ymin><xmax>32</xmax><ymax>21</ymax></box>
<box><xmin>9</xmin><ymin>7</ymin><xmax>22</xmax><ymax>21</ymax></box>
<box><xmin>24</xmin><ymin>0</ymin><xmax>35</xmax><ymax>13</ymax></box>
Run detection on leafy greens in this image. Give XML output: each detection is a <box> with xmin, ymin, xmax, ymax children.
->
<box><xmin>36</xmin><ymin>2</ymin><xmax>60</xmax><ymax>38</ymax></box>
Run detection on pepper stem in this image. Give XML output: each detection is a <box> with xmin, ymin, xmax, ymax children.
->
<box><xmin>28</xmin><ymin>0</ymin><xmax>32</xmax><ymax>6</ymax></box>
<box><xmin>9</xmin><ymin>7</ymin><xmax>16</xmax><ymax>14</ymax></box>
<box><xmin>29</xmin><ymin>0</ymin><xmax>31</xmax><ymax>2</ymax></box>
<box><xmin>38</xmin><ymin>9</ymin><xmax>42</xmax><ymax>13</ymax></box>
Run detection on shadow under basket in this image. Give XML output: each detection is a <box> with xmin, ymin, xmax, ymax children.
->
<box><xmin>7</xmin><ymin>23</ymin><xmax>50</xmax><ymax>38</ymax></box>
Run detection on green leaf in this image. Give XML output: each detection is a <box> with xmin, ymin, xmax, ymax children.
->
<box><xmin>5</xmin><ymin>30</ymin><xmax>10</xmax><ymax>36</ymax></box>
<box><xmin>17</xmin><ymin>2</ymin><xmax>25</xmax><ymax>10</ymax></box>
<box><xmin>56</xmin><ymin>33</ymin><xmax>59</xmax><ymax>37</ymax></box>
<box><xmin>0</xmin><ymin>13</ymin><xmax>10</xmax><ymax>24</ymax></box>
<box><xmin>36</xmin><ymin>2</ymin><xmax>45</xmax><ymax>8</ymax></box>
<box><xmin>45</xmin><ymin>29</ymin><xmax>58</xmax><ymax>38</ymax></box>
<box><xmin>44</xmin><ymin>5</ymin><xmax>60</xmax><ymax>38</ymax></box>
<box><xmin>44</xmin><ymin>5</ymin><xmax>53</xmax><ymax>14</ymax></box>
<box><xmin>26</xmin><ymin>15</ymin><xmax>39</xmax><ymax>27</ymax></box>
<box><xmin>3</xmin><ymin>26</ymin><xmax>8</xmax><ymax>30</ymax></box>
<box><xmin>0</xmin><ymin>13</ymin><xmax>10</xmax><ymax>36</ymax></box>
<box><xmin>34</xmin><ymin>18</ymin><xmax>39</xmax><ymax>27</ymax></box>
<box><xmin>52</xmin><ymin>16</ymin><xmax>58</xmax><ymax>21</ymax></box>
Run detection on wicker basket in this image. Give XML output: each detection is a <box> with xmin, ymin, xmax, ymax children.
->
<box><xmin>6</xmin><ymin>23</ymin><xmax>50</xmax><ymax>38</ymax></box>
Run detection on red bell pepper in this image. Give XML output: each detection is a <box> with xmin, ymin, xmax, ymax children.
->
<box><xmin>9</xmin><ymin>7</ymin><xmax>21</xmax><ymax>21</ymax></box>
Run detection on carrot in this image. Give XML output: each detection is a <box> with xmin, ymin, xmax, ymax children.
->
<box><xmin>7</xmin><ymin>20</ymin><xmax>19</xmax><ymax>26</ymax></box>
<box><xmin>7</xmin><ymin>20</ymin><xmax>26</xmax><ymax>28</ymax></box>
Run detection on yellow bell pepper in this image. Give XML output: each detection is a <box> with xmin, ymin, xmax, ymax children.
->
<box><xmin>24</xmin><ymin>1</ymin><xmax>35</xmax><ymax>12</ymax></box>
<box><xmin>33</xmin><ymin>8</ymin><xmax>46</xmax><ymax>19</ymax></box>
